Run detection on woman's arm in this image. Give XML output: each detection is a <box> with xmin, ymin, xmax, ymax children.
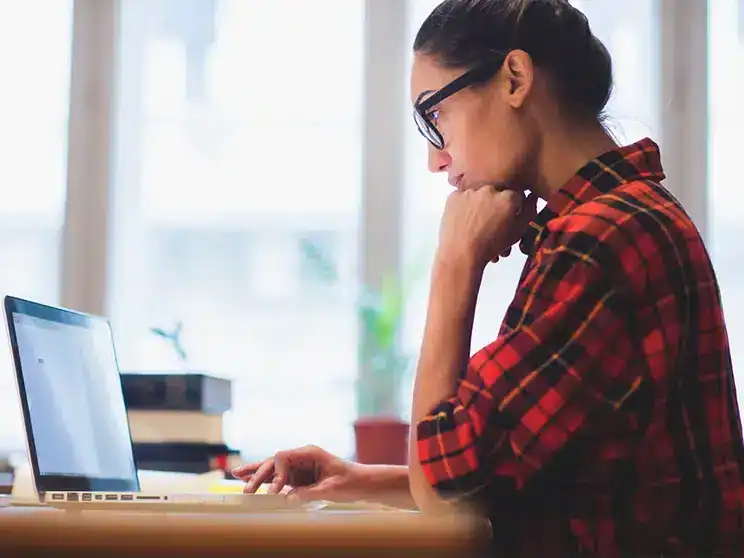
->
<box><xmin>410</xmin><ymin>243</ymin><xmax>641</xmax><ymax>508</ymax></box>
<box><xmin>355</xmin><ymin>464</ymin><xmax>417</xmax><ymax>509</ymax></box>
<box><xmin>409</xmin><ymin>253</ymin><xmax>484</xmax><ymax>512</ymax></box>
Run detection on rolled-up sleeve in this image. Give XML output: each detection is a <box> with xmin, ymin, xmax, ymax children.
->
<box><xmin>416</xmin><ymin>245</ymin><xmax>644</xmax><ymax>499</ymax></box>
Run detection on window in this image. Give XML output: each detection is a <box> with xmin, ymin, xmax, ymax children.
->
<box><xmin>572</xmin><ymin>0</ymin><xmax>660</xmax><ymax>143</ymax></box>
<box><xmin>0</xmin><ymin>2</ymin><xmax>73</xmax><ymax>451</ymax></box>
<box><xmin>708</xmin><ymin>0</ymin><xmax>744</xmax><ymax>400</ymax></box>
<box><xmin>107</xmin><ymin>0</ymin><xmax>364</xmax><ymax>460</ymax></box>
<box><xmin>402</xmin><ymin>1</ymin><xmax>660</xmax><ymax>395</ymax></box>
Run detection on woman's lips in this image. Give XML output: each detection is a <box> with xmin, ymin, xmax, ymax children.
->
<box><xmin>448</xmin><ymin>174</ymin><xmax>463</xmax><ymax>189</ymax></box>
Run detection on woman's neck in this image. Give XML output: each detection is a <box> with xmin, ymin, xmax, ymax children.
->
<box><xmin>532</xmin><ymin>119</ymin><xmax>619</xmax><ymax>201</ymax></box>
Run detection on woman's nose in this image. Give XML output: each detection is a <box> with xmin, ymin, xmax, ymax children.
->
<box><xmin>427</xmin><ymin>143</ymin><xmax>452</xmax><ymax>173</ymax></box>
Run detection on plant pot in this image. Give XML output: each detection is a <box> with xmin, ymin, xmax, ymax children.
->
<box><xmin>353</xmin><ymin>417</ymin><xmax>410</xmax><ymax>465</ymax></box>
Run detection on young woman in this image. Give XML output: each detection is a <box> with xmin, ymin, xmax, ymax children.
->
<box><xmin>234</xmin><ymin>0</ymin><xmax>744</xmax><ymax>554</ymax></box>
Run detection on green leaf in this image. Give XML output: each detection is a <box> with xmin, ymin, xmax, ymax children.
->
<box><xmin>174</xmin><ymin>343</ymin><xmax>188</xmax><ymax>362</ymax></box>
<box><xmin>151</xmin><ymin>327</ymin><xmax>168</xmax><ymax>338</ymax></box>
<box><xmin>150</xmin><ymin>323</ymin><xmax>189</xmax><ymax>363</ymax></box>
<box><xmin>374</xmin><ymin>273</ymin><xmax>403</xmax><ymax>349</ymax></box>
<box><xmin>298</xmin><ymin>238</ymin><xmax>339</xmax><ymax>283</ymax></box>
<box><xmin>359</xmin><ymin>305</ymin><xmax>381</xmax><ymax>343</ymax></box>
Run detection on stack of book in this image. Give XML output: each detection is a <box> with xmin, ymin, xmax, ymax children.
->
<box><xmin>120</xmin><ymin>373</ymin><xmax>241</xmax><ymax>475</ymax></box>
<box><xmin>0</xmin><ymin>455</ymin><xmax>13</xmax><ymax>495</ymax></box>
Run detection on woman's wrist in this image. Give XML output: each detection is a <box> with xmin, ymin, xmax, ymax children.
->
<box><xmin>434</xmin><ymin>245</ymin><xmax>485</xmax><ymax>277</ymax></box>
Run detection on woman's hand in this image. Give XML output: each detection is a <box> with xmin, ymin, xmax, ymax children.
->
<box><xmin>437</xmin><ymin>187</ymin><xmax>539</xmax><ymax>269</ymax></box>
<box><xmin>232</xmin><ymin>445</ymin><xmax>367</xmax><ymax>502</ymax></box>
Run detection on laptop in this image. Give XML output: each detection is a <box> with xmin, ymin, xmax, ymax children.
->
<box><xmin>3</xmin><ymin>295</ymin><xmax>293</xmax><ymax>513</ymax></box>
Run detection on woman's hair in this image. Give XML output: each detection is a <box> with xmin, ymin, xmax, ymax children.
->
<box><xmin>413</xmin><ymin>0</ymin><xmax>613</xmax><ymax>121</ymax></box>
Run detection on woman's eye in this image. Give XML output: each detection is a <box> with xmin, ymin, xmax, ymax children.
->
<box><xmin>427</xmin><ymin>109</ymin><xmax>440</xmax><ymax>123</ymax></box>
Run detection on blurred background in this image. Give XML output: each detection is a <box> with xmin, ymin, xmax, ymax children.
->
<box><xmin>0</xmin><ymin>0</ymin><xmax>739</xmax><ymax>466</ymax></box>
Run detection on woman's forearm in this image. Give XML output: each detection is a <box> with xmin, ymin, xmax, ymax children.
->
<box><xmin>355</xmin><ymin>464</ymin><xmax>417</xmax><ymax>509</ymax></box>
<box><xmin>409</xmin><ymin>254</ymin><xmax>483</xmax><ymax>511</ymax></box>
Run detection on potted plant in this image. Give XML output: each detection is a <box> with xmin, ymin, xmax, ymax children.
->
<box><xmin>299</xmin><ymin>239</ymin><xmax>420</xmax><ymax>465</ymax></box>
<box><xmin>353</xmin><ymin>273</ymin><xmax>413</xmax><ymax>464</ymax></box>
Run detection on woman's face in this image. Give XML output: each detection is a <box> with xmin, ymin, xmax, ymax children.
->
<box><xmin>410</xmin><ymin>52</ymin><xmax>538</xmax><ymax>192</ymax></box>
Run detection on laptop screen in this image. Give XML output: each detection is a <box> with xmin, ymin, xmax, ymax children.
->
<box><xmin>5</xmin><ymin>296</ymin><xmax>139</xmax><ymax>493</ymax></box>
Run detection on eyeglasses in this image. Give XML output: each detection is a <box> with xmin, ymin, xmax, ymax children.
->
<box><xmin>413</xmin><ymin>55</ymin><xmax>507</xmax><ymax>150</ymax></box>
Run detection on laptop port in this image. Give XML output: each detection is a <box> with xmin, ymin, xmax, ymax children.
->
<box><xmin>121</xmin><ymin>494</ymin><xmax>133</xmax><ymax>501</ymax></box>
<box><xmin>51</xmin><ymin>493</ymin><xmax>64</xmax><ymax>501</ymax></box>
<box><xmin>104</xmin><ymin>494</ymin><xmax>118</xmax><ymax>501</ymax></box>
<box><xmin>94</xmin><ymin>494</ymin><xmax>103</xmax><ymax>500</ymax></box>
<box><xmin>136</xmin><ymin>495</ymin><xmax>161</xmax><ymax>500</ymax></box>
<box><xmin>66</xmin><ymin>493</ymin><xmax>79</xmax><ymax>501</ymax></box>
<box><xmin>82</xmin><ymin>493</ymin><xmax>92</xmax><ymax>501</ymax></box>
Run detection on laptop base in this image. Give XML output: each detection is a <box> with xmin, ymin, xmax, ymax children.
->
<box><xmin>44</xmin><ymin>491</ymin><xmax>295</xmax><ymax>513</ymax></box>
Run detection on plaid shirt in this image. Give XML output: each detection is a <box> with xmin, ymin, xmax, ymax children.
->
<box><xmin>416</xmin><ymin>138</ymin><xmax>744</xmax><ymax>556</ymax></box>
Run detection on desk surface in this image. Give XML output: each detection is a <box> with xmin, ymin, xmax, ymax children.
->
<box><xmin>0</xmin><ymin>505</ymin><xmax>491</xmax><ymax>557</ymax></box>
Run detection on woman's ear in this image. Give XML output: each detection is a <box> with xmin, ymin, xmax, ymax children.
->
<box><xmin>502</xmin><ymin>50</ymin><xmax>534</xmax><ymax>109</ymax></box>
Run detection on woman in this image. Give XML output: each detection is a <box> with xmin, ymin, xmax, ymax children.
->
<box><xmin>234</xmin><ymin>0</ymin><xmax>744</xmax><ymax>554</ymax></box>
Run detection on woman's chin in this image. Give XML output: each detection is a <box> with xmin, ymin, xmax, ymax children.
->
<box><xmin>492</xmin><ymin>182</ymin><xmax>525</xmax><ymax>193</ymax></box>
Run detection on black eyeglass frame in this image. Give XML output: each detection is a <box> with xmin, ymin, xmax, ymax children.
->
<box><xmin>413</xmin><ymin>54</ymin><xmax>508</xmax><ymax>150</ymax></box>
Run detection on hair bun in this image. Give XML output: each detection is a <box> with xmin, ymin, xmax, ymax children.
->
<box><xmin>511</xmin><ymin>0</ymin><xmax>613</xmax><ymax>116</ymax></box>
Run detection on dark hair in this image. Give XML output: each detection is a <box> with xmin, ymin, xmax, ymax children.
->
<box><xmin>413</xmin><ymin>0</ymin><xmax>613</xmax><ymax>121</ymax></box>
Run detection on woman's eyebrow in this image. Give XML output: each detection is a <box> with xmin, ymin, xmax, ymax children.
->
<box><xmin>415</xmin><ymin>89</ymin><xmax>435</xmax><ymax>105</ymax></box>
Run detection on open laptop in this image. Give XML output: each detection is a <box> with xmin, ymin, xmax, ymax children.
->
<box><xmin>3</xmin><ymin>295</ymin><xmax>293</xmax><ymax>513</ymax></box>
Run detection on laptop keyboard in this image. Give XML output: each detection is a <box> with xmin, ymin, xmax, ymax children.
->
<box><xmin>49</xmin><ymin>492</ymin><xmax>168</xmax><ymax>502</ymax></box>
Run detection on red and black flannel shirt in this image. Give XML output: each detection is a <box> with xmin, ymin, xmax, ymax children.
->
<box><xmin>416</xmin><ymin>138</ymin><xmax>744</xmax><ymax>556</ymax></box>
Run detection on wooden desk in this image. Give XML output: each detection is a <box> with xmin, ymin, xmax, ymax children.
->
<box><xmin>0</xmin><ymin>506</ymin><xmax>491</xmax><ymax>557</ymax></box>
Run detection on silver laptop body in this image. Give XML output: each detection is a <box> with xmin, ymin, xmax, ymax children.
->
<box><xmin>3</xmin><ymin>295</ymin><xmax>290</xmax><ymax>513</ymax></box>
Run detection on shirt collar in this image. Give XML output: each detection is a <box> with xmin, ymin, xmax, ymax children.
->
<box><xmin>520</xmin><ymin>137</ymin><xmax>666</xmax><ymax>256</ymax></box>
